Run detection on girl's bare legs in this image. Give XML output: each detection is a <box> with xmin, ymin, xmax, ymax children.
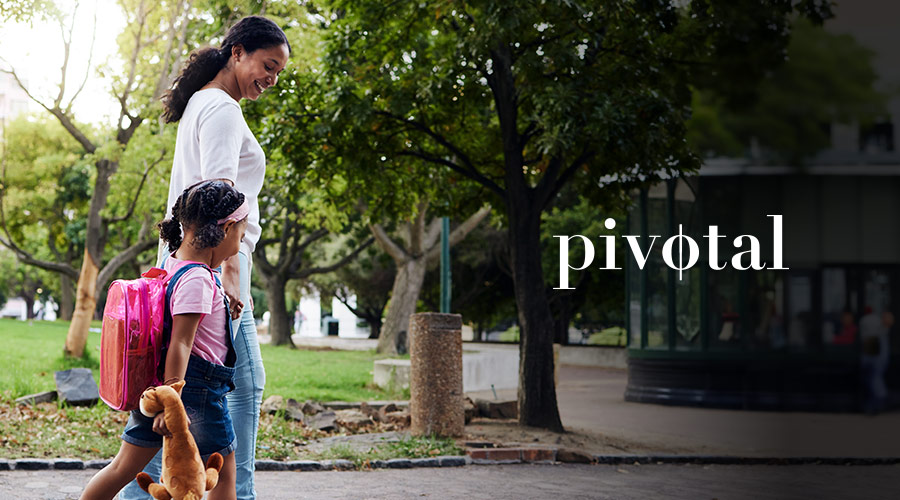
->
<box><xmin>80</xmin><ymin>442</ymin><xmax>160</xmax><ymax>500</ymax></box>
<box><xmin>208</xmin><ymin>452</ymin><xmax>237</xmax><ymax>500</ymax></box>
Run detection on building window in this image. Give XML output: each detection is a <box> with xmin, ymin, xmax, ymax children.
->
<box><xmin>859</xmin><ymin>121</ymin><xmax>894</xmax><ymax>153</ymax></box>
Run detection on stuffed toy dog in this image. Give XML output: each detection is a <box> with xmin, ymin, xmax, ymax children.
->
<box><xmin>134</xmin><ymin>381</ymin><xmax>223</xmax><ymax>500</ymax></box>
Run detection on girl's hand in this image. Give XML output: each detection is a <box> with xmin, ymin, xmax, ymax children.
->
<box><xmin>152</xmin><ymin>413</ymin><xmax>170</xmax><ymax>437</ymax></box>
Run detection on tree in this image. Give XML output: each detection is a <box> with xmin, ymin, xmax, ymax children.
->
<box><xmin>0</xmin><ymin>247</ymin><xmax>54</xmax><ymax>319</ymax></box>
<box><xmin>420</xmin><ymin>220</ymin><xmax>517</xmax><ymax>341</ymax></box>
<box><xmin>1</xmin><ymin>0</ymin><xmax>196</xmax><ymax>357</ymax></box>
<box><xmin>252</xmin><ymin>207</ymin><xmax>374</xmax><ymax>346</ymax></box>
<box><xmin>318</xmin><ymin>0</ymin><xmax>833</xmax><ymax>431</ymax></box>
<box><xmin>687</xmin><ymin>18</ymin><xmax>887</xmax><ymax>164</ymax></box>
<box><xmin>0</xmin><ymin>115</ymin><xmax>88</xmax><ymax>320</ymax></box>
<box><xmin>370</xmin><ymin>203</ymin><xmax>490</xmax><ymax>354</ymax></box>
<box><xmin>311</xmin><ymin>246</ymin><xmax>395</xmax><ymax>339</ymax></box>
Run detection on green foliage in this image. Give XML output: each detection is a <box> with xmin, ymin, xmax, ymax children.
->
<box><xmin>687</xmin><ymin>19</ymin><xmax>886</xmax><ymax>164</ymax></box>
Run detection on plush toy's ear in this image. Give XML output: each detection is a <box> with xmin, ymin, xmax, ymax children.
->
<box><xmin>169</xmin><ymin>379</ymin><xmax>186</xmax><ymax>395</ymax></box>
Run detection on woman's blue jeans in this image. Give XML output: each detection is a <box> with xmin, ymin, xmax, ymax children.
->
<box><xmin>120</xmin><ymin>251</ymin><xmax>265</xmax><ymax>500</ymax></box>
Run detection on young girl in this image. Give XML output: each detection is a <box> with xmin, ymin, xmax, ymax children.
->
<box><xmin>81</xmin><ymin>180</ymin><xmax>248</xmax><ymax>500</ymax></box>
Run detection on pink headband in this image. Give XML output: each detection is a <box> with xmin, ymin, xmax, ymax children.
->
<box><xmin>217</xmin><ymin>199</ymin><xmax>249</xmax><ymax>225</ymax></box>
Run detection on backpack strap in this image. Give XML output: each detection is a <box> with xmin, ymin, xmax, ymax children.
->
<box><xmin>161</xmin><ymin>262</ymin><xmax>237</xmax><ymax>370</ymax></box>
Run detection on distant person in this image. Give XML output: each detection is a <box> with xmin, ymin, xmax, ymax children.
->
<box><xmin>860</xmin><ymin>307</ymin><xmax>891</xmax><ymax>414</ymax></box>
<box><xmin>832</xmin><ymin>310</ymin><xmax>858</xmax><ymax>346</ymax></box>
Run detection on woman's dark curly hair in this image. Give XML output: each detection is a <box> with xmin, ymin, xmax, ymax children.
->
<box><xmin>158</xmin><ymin>180</ymin><xmax>246</xmax><ymax>252</ymax></box>
<box><xmin>161</xmin><ymin>15</ymin><xmax>291</xmax><ymax>123</ymax></box>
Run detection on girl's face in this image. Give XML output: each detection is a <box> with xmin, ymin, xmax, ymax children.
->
<box><xmin>231</xmin><ymin>43</ymin><xmax>289</xmax><ymax>101</ymax></box>
<box><xmin>221</xmin><ymin>219</ymin><xmax>248</xmax><ymax>259</ymax></box>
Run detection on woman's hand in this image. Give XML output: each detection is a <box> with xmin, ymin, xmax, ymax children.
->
<box><xmin>221</xmin><ymin>255</ymin><xmax>243</xmax><ymax>319</ymax></box>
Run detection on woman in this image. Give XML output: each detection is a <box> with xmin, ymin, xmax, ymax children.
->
<box><xmin>121</xmin><ymin>16</ymin><xmax>290</xmax><ymax>500</ymax></box>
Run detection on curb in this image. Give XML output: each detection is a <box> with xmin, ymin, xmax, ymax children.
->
<box><xmin>0</xmin><ymin>456</ymin><xmax>472</xmax><ymax>472</ymax></box>
<box><xmin>3</xmin><ymin>455</ymin><xmax>898</xmax><ymax>471</ymax></box>
<box><xmin>591</xmin><ymin>456</ymin><xmax>900</xmax><ymax>466</ymax></box>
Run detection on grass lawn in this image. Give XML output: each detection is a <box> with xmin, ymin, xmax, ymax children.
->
<box><xmin>0</xmin><ymin>318</ymin><xmax>417</xmax><ymax>461</ymax></box>
<box><xmin>0</xmin><ymin>318</ymin><xmax>402</xmax><ymax>402</ymax></box>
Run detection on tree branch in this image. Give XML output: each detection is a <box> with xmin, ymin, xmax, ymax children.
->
<box><xmin>395</xmin><ymin>149</ymin><xmax>505</xmax><ymax>197</ymax></box>
<box><xmin>96</xmin><ymin>219</ymin><xmax>158</xmax><ymax>288</ymax></box>
<box><xmin>67</xmin><ymin>6</ymin><xmax>97</xmax><ymax>112</ymax></box>
<box><xmin>295</xmin><ymin>237</ymin><xmax>375</xmax><ymax>279</ymax></box>
<box><xmin>369</xmin><ymin>223</ymin><xmax>408</xmax><ymax>263</ymax></box>
<box><xmin>424</xmin><ymin>205</ymin><xmax>491</xmax><ymax>263</ymax></box>
<box><xmin>542</xmin><ymin>149</ymin><xmax>596</xmax><ymax>209</ymax></box>
<box><xmin>104</xmin><ymin>148</ymin><xmax>166</xmax><ymax>223</ymax></box>
<box><xmin>0</xmin><ymin>63</ymin><xmax>97</xmax><ymax>153</ymax></box>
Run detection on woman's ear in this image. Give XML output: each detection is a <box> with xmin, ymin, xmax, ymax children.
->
<box><xmin>222</xmin><ymin>220</ymin><xmax>236</xmax><ymax>234</ymax></box>
<box><xmin>231</xmin><ymin>44</ymin><xmax>244</xmax><ymax>61</ymax></box>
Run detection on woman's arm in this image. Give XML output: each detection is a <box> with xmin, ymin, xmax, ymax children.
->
<box><xmin>153</xmin><ymin>312</ymin><xmax>201</xmax><ymax>436</ymax></box>
<box><xmin>221</xmin><ymin>255</ymin><xmax>243</xmax><ymax>319</ymax></box>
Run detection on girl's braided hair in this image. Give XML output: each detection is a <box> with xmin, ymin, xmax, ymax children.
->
<box><xmin>158</xmin><ymin>180</ymin><xmax>245</xmax><ymax>252</ymax></box>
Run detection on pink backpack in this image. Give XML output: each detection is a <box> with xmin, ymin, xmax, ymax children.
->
<box><xmin>99</xmin><ymin>262</ymin><xmax>212</xmax><ymax>411</ymax></box>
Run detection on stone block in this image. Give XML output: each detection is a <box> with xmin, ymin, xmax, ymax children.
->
<box><xmin>85</xmin><ymin>460</ymin><xmax>111</xmax><ymax>469</ymax></box>
<box><xmin>15</xmin><ymin>390</ymin><xmax>57</xmax><ymax>406</ymax></box>
<box><xmin>557</xmin><ymin>448</ymin><xmax>595</xmax><ymax>464</ymax></box>
<box><xmin>52</xmin><ymin>459</ymin><xmax>85</xmax><ymax>470</ymax></box>
<box><xmin>466</xmin><ymin>448</ymin><xmax>521</xmax><ymax>462</ymax></box>
<box><xmin>335</xmin><ymin>409</ymin><xmax>373</xmax><ymax>432</ymax></box>
<box><xmin>0</xmin><ymin>460</ymin><xmax>11</xmax><ymax>471</ymax></box>
<box><xmin>329</xmin><ymin>459</ymin><xmax>355</xmax><ymax>470</ymax></box>
<box><xmin>521</xmin><ymin>447</ymin><xmax>557</xmax><ymax>462</ymax></box>
<box><xmin>54</xmin><ymin>368</ymin><xmax>99</xmax><ymax>406</ymax></box>
<box><xmin>463</xmin><ymin>397</ymin><xmax>478</xmax><ymax>424</ymax></box>
<box><xmin>301</xmin><ymin>400</ymin><xmax>325</xmax><ymax>415</ymax></box>
<box><xmin>285</xmin><ymin>460</ymin><xmax>322</xmax><ymax>472</ymax></box>
<box><xmin>307</xmin><ymin>410</ymin><xmax>336</xmax><ymax>431</ymax></box>
<box><xmin>255</xmin><ymin>460</ymin><xmax>287</xmax><ymax>471</ymax></box>
<box><xmin>409</xmin><ymin>458</ymin><xmax>440</xmax><ymax>468</ymax></box>
<box><xmin>260</xmin><ymin>395</ymin><xmax>284</xmax><ymax>414</ymax></box>
<box><xmin>14</xmin><ymin>459</ymin><xmax>51</xmax><ymax>470</ymax></box>
<box><xmin>283</xmin><ymin>406</ymin><xmax>305</xmax><ymax>422</ymax></box>
<box><xmin>474</xmin><ymin>398</ymin><xmax>517</xmax><ymax>419</ymax></box>
<box><xmin>437</xmin><ymin>456</ymin><xmax>468</xmax><ymax>467</ymax></box>
<box><xmin>373</xmin><ymin>359</ymin><xmax>411</xmax><ymax>390</ymax></box>
<box><xmin>368</xmin><ymin>459</ymin><xmax>388</xmax><ymax>469</ymax></box>
<box><xmin>386</xmin><ymin>458</ymin><xmax>413</xmax><ymax>469</ymax></box>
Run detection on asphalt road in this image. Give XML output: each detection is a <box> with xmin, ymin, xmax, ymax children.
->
<box><xmin>3</xmin><ymin>463</ymin><xmax>899</xmax><ymax>500</ymax></box>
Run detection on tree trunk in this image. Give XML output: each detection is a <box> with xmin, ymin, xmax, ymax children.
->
<box><xmin>367</xmin><ymin>316</ymin><xmax>382</xmax><ymax>339</ymax></box>
<box><xmin>65</xmin><ymin>248</ymin><xmax>99</xmax><ymax>358</ymax></box>
<box><xmin>377</xmin><ymin>258</ymin><xmax>428</xmax><ymax>354</ymax></box>
<box><xmin>60</xmin><ymin>273</ymin><xmax>75</xmax><ymax>321</ymax></box>
<box><xmin>552</xmin><ymin>293</ymin><xmax>573</xmax><ymax>346</ymax></box>
<box><xmin>509</xmin><ymin>203</ymin><xmax>564</xmax><ymax>432</ymax></box>
<box><xmin>265</xmin><ymin>274</ymin><xmax>293</xmax><ymax>347</ymax></box>
<box><xmin>24</xmin><ymin>294</ymin><xmax>35</xmax><ymax>320</ymax></box>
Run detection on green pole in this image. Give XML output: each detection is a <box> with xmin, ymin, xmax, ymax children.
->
<box><xmin>440</xmin><ymin>216</ymin><xmax>451</xmax><ymax>313</ymax></box>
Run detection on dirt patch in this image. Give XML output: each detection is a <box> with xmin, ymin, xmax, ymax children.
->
<box><xmin>462</xmin><ymin>418</ymin><xmax>688</xmax><ymax>456</ymax></box>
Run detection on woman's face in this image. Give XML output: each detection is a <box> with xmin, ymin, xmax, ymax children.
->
<box><xmin>231</xmin><ymin>43</ymin><xmax>289</xmax><ymax>101</ymax></box>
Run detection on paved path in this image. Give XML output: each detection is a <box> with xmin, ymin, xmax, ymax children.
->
<box><xmin>3</xmin><ymin>464</ymin><xmax>898</xmax><ymax>500</ymax></box>
<box><xmin>472</xmin><ymin>365</ymin><xmax>900</xmax><ymax>457</ymax></box>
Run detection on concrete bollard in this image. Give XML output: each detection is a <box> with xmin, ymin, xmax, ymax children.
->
<box><xmin>409</xmin><ymin>312</ymin><xmax>464</xmax><ymax>437</ymax></box>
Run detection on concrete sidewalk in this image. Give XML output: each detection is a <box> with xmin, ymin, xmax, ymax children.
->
<box><xmin>4</xmin><ymin>463</ymin><xmax>899</xmax><ymax>500</ymax></box>
<box><xmin>468</xmin><ymin>365</ymin><xmax>900</xmax><ymax>458</ymax></box>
